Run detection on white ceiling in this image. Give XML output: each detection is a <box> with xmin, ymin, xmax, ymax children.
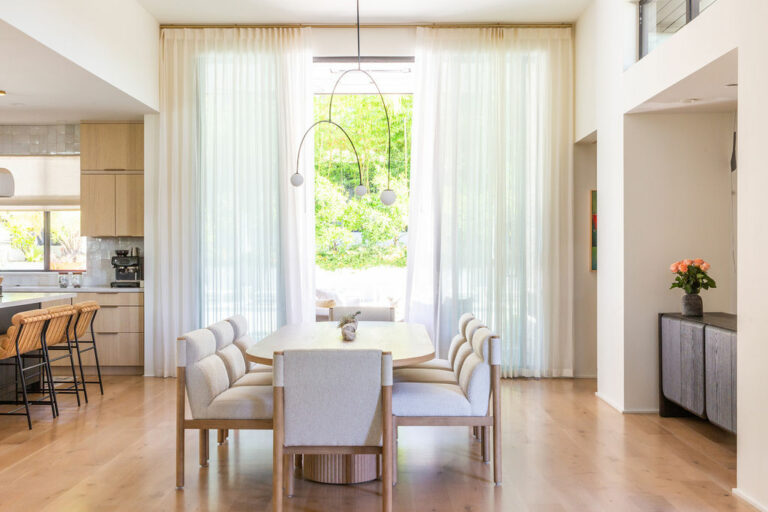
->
<box><xmin>137</xmin><ymin>0</ymin><xmax>590</xmax><ymax>24</ymax></box>
<box><xmin>629</xmin><ymin>49</ymin><xmax>738</xmax><ymax>114</ymax></box>
<box><xmin>0</xmin><ymin>20</ymin><xmax>153</xmax><ymax>124</ymax></box>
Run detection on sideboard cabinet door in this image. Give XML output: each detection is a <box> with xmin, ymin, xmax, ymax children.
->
<box><xmin>661</xmin><ymin>316</ymin><xmax>682</xmax><ymax>405</ymax></box>
<box><xmin>705</xmin><ymin>326</ymin><xmax>737</xmax><ymax>433</ymax></box>
<box><xmin>679</xmin><ymin>320</ymin><xmax>706</xmax><ymax>417</ymax></box>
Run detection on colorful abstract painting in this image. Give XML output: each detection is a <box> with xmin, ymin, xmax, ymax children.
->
<box><xmin>591</xmin><ymin>190</ymin><xmax>597</xmax><ymax>271</ymax></box>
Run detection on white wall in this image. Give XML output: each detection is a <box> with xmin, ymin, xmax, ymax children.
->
<box><xmin>0</xmin><ymin>0</ymin><xmax>159</xmax><ymax>111</ymax></box>
<box><xmin>623</xmin><ymin>112</ymin><xmax>736</xmax><ymax>411</ymax></box>
<box><xmin>312</xmin><ymin>27</ymin><xmax>417</xmax><ymax>57</ymax></box>
<box><xmin>579</xmin><ymin>0</ymin><xmax>768</xmax><ymax>506</ymax></box>
<box><xmin>573</xmin><ymin>141</ymin><xmax>597</xmax><ymax>377</ymax></box>
<box><xmin>574</xmin><ymin>3</ymin><xmax>597</xmax><ymax>141</ymax></box>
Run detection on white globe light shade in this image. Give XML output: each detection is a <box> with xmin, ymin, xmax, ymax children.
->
<box><xmin>290</xmin><ymin>173</ymin><xmax>304</xmax><ymax>187</ymax></box>
<box><xmin>380</xmin><ymin>189</ymin><xmax>396</xmax><ymax>205</ymax></box>
<box><xmin>354</xmin><ymin>184</ymin><xmax>367</xmax><ymax>196</ymax></box>
<box><xmin>0</xmin><ymin>168</ymin><xmax>14</xmax><ymax>198</ymax></box>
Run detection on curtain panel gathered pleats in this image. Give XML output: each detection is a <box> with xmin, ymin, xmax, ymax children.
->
<box><xmin>145</xmin><ymin>27</ymin><xmax>314</xmax><ymax>377</ymax></box>
<box><xmin>405</xmin><ymin>27</ymin><xmax>574</xmax><ymax>378</ymax></box>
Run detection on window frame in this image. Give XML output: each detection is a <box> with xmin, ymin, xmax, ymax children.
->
<box><xmin>0</xmin><ymin>209</ymin><xmax>85</xmax><ymax>272</ymax></box>
<box><xmin>639</xmin><ymin>0</ymin><xmax>704</xmax><ymax>60</ymax></box>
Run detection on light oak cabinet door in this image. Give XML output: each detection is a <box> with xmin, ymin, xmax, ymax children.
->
<box><xmin>80</xmin><ymin>174</ymin><xmax>116</xmax><ymax>236</ymax></box>
<box><xmin>76</xmin><ymin>292</ymin><xmax>143</xmax><ymax>306</ymax></box>
<box><xmin>80</xmin><ymin>123</ymin><xmax>144</xmax><ymax>171</ymax></box>
<box><xmin>93</xmin><ymin>306</ymin><xmax>144</xmax><ymax>333</ymax></box>
<box><xmin>115</xmin><ymin>175</ymin><xmax>144</xmax><ymax>236</ymax></box>
<box><xmin>76</xmin><ymin>333</ymin><xmax>143</xmax><ymax>367</ymax></box>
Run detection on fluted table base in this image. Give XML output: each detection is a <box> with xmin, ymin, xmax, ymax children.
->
<box><xmin>302</xmin><ymin>454</ymin><xmax>379</xmax><ymax>484</ymax></box>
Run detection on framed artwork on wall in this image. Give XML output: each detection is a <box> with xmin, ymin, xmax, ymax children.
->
<box><xmin>590</xmin><ymin>189</ymin><xmax>597</xmax><ymax>271</ymax></box>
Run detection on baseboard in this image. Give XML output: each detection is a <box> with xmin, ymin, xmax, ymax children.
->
<box><xmin>623</xmin><ymin>407</ymin><xmax>659</xmax><ymax>414</ymax></box>
<box><xmin>573</xmin><ymin>374</ymin><xmax>597</xmax><ymax>379</ymax></box>
<box><xmin>595</xmin><ymin>391</ymin><xmax>623</xmax><ymax>412</ymax></box>
<box><xmin>733</xmin><ymin>488</ymin><xmax>768</xmax><ymax>511</ymax></box>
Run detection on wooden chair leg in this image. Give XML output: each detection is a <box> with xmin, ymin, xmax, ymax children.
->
<box><xmin>481</xmin><ymin>426</ymin><xmax>490</xmax><ymax>463</ymax></box>
<box><xmin>284</xmin><ymin>454</ymin><xmax>294</xmax><ymax>497</ymax></box>
<box><xmin>273</xmin><ymin>386</ymin><xmax>284</xmax><ymax>512</ymax></box>
<box><xmin>392</xmin><ymin>424</ymin><xmax>398</xmax><ymax>486</ymax></box>
<box><xmin>176</xmin><ymin>367</ymin><xmax>186</xmax><ymax>488</ymax></box>
<box><xmin>382</xmin><ymin>386</ymin><xmax>393</xmax><ymax>512</ymax></box>
<box><xmin>492</xmin><ymin>365</ymin><xmax>502</xmax><ymax>485</ymax></box>
<box><xmin>199</xmin><ymin>429</ymin><xmax>208</xmax><ymax>467</ymax></box>
<box><xmin>217</xmin><ymin>429</ymin><xmax>225</xmax><ymax>444</ymax></box>
<box><xmin>473</xmin><ymin>426</ymin><xmax>479</xmax><ymax>439</ymax></box>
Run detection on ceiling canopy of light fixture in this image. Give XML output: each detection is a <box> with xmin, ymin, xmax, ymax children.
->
<box><xmin>291</xmin><ymin>0</ymin><xmax>396</xmax><ymax>206</ymax></box>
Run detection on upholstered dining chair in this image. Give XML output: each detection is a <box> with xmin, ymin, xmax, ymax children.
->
<box><xmin>328</xmin><ymin>306</ymin><xmax>396</xmax><ymax>322</ymax></box>
<box><xmin>0</xmin><ymin>309</ymin><xmax>55</xmax><ymax>429</ymax></box>
<box><xmin>392</xmin><ymin>327</ymin><xmax>502</xmax><ymax>485</ymax></box>
<box><xmin>176</xmin><ymin>328</ymin><xmax>273</xmax><ymax>488</ymax></box>
<box><xmin>208</xmin><ymin>319</ymin><xmax>272</xmax><ymax>445</ymax></box>
<box><xmin>272</xmin><ymin>349</ymin><xmax>393</xmax><ymax>512</ymax></box>
<box><xmin>225</xmin><ymin>315</ymin><xmax>273</xmax><ymax>373</ymax></box>
<box><xmin>43</xmin><ymin>305</ymin><xmax>81</xmax><ymax>408</ymax></box>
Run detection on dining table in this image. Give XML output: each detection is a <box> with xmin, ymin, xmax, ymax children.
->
<box><xmin>245</xmin><ymin>320</ymin><xmax>435</xmax><ymax>484</ymax></box>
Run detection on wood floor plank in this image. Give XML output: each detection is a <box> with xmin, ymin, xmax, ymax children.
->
<box><xmin>0</xmin><ymin>377</ymin><xmax>756</xmax><ymax>511</ymax></box>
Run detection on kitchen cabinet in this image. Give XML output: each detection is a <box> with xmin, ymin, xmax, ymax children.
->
<box><xmin>114</xmin><ymin>174</ymin><xmax>144</xmax><ymax>236</ymax></box>
<box><xmin>79</xmin><ymin>122</ymin><xmax>144</xmax><ymax>237</ymax></box>
<box><xmin>52</xmin><ymin>292</ymin><xmax>144</xmax><ymax>372</ymax></box>
<box><xmin>80</xmin><ymin>123</ymin><xmax>144</xmax><ymax>171</ymax></box>
<box><xmin>81</xmin><ymin>174</ymin><xmax>116</xmax><ymax>236</ymax></box>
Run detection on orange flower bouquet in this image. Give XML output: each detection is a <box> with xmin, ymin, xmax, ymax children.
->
<box><xmin>669</xmin><ymin>259</ymin><xmax>716</xmax><ymax>316</ymax></box>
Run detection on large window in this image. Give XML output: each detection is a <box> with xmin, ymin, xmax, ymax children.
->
<box><xmin>0</xmin><ymin>155</ymin><xmax>84</xmax><ymax>271</ymax></box>
<box><xmin>313</xmin><ymin>59</ymin><xmax>413</xmax><ymax>313</ymax></box>
<box><xmin>0</xmin><ymin>210</ymin><xmax>86</xmax><ymax>271</ymax></box>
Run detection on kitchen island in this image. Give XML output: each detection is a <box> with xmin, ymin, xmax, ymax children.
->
<box><xmin>0</xmin><ymin>293</ymin><xmax>77</xmax><ymax>401</ymax></box>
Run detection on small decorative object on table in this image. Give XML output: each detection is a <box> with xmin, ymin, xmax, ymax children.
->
<box><xmin>337</xmin><ymin>310</ymin><xmax>361</xmax><ymax>342</ymax></box>
<box><xmin>669</xmin><ymin>258</ymin><xmax>716</xmax><ymax>316</ymax></box>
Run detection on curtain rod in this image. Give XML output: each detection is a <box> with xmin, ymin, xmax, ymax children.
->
<box><xmin>160</xmin><ymin>22</ymin><xmax>572</xmax><ymax>29</ymax></box>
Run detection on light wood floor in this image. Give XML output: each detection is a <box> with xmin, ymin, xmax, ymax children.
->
<box><xmin>0</xmin><ymin>377</ymin><xmax>753</xmax><ymax>512</ymax></box>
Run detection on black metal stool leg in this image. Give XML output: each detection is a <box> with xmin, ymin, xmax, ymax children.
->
<box><xmin>89</xmin><ymin>325</ymin><xmax>104</xmax><ymax>395</ymax></box>
<box><xmin>41</xmin><ymin>341</ymin><xmax>59</xmax><ymax>418</ymax></box>
<box><xmin>73</xmin><ymin>337</ymin><xmax>89</xmax><ymax>404</ymax></box>
<box><xmin>66</xmin><ymin>340</ymin><xmax>81</xmax><ymax>407</ymax></box>
<box><xmin>15</xmin><ymin>354</ymin><xmax>32</xmax><ymax>430</ymax></box>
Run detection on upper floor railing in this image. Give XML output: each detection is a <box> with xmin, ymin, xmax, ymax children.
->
<box><xmin>639</xmin><ymin>0</ymin><xmax>718</xmax><ymax>58</ymax></box>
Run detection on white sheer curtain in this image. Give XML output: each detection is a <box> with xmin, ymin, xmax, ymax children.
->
<box><xmin>145</xmin><ymin>28</ymin><xmax>314</xmax><ymax>377</ymax></box>
<box><xmin>406</xmin><ymin>27</ymin><xmax>573</xmax><ymax>378</ymax></box>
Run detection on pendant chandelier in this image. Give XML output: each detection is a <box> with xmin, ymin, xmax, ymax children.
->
<box><xmin>291</xmin><ymin>0</ymin><xmax>396</xmax><ymax>206</ymax></box>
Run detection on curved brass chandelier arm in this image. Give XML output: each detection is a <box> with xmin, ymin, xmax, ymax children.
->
<box><xmin>327</xmin><ymin>68</ymin><xmax>393</xmax><ymax>189</ymax></box>
<box><xmin>294</xmin><ymin>119</ymin><xmax>364</xmax><ymax>186</ymax></box>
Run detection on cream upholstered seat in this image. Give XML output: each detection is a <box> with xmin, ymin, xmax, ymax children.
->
<box><xmin>392</xmin><ymin>382</ymin><xmax>471</xmax><ymax>416</ymax></box>
<box><xmin>272</xmin><ymin>349</ymin><xmax>393</xmax><ymax>512</ymax></box>
<box><xmin>225</xmin><ymin>315</ymin><xmax>272</xmax><ymax>373</ymax></box>
<box><xmin>392</xmin><ymin>325</ymin><xmax>502</xmax><ymax>485</ymax></box>
<box><xmin>175</xmin><ymin>328</ymin><xmax>273</xmax><ymax>488</ymax></box>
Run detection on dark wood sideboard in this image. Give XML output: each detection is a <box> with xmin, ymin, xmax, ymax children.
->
<box><xmin>658</xmin><ymin>312</ymin><xmax>736</xmax><ymax>433</ymax></box>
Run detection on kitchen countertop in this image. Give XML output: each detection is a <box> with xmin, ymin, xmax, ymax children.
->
<box><xmin>6</xmin><ymin>286</ymin><xmax>144</xmax><ymax>293</ymax></box>
<box><xmin>0</xmin><ymin>292</ymin><xmax>77</xmax><ymax>308</ymax></box>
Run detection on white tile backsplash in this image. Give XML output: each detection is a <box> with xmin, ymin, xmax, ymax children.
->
<box><xmin>85</xmin><ymin>237</ymin><xmax>144</xmax><ymax>286</ymax></box>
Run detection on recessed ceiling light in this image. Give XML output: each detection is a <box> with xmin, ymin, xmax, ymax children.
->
<box><xmin>725</xmin><ymin>83</ymin><xmax>738</xmax><ymax>87</ymax></box>
<box><xmin>682</xmin><ymin>98</ymin><xmax>701</xmax><ymax>103</ymax></box>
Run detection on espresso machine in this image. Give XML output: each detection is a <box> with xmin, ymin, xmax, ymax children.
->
<box><xmin>110</xmin><ymin>247</ymin><xmax>143</xmax><ymax>288</ymax></box>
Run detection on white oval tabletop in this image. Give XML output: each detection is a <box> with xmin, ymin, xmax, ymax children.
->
<box><xmin>245</xmin><ymin>321</ymin><xmax>435</xmax><ymax>368</ymax></box>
